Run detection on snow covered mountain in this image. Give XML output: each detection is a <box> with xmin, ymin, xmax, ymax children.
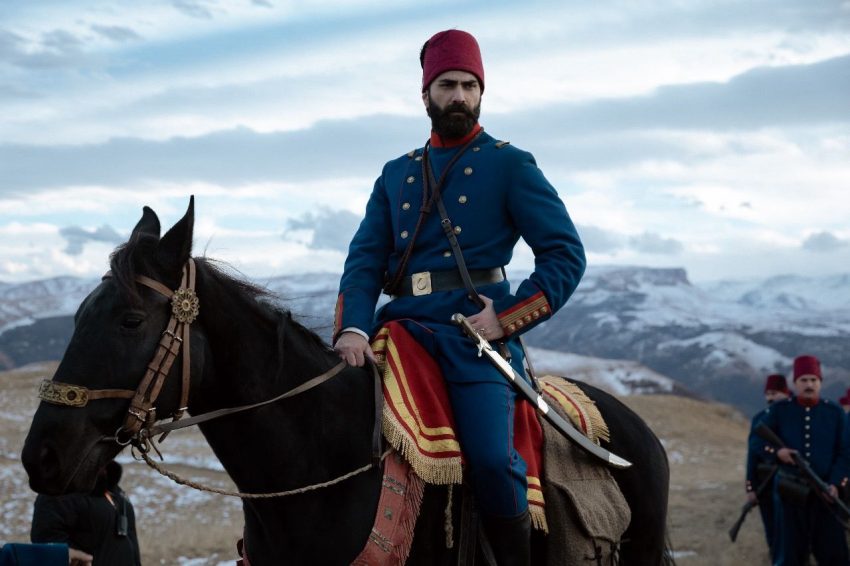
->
<box><xmin>1</xmin><ymin>266</ymin><xmax>847</xmax><ymax>414</ymax></box>
<box><xmin>525</xmin><ymin>267</ymin><xmax>850</xmax><ymax>414</ymax></box>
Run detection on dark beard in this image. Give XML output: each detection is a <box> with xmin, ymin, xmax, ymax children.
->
<box><xmin>427</xmin><ymin>99</ymin><xmax>481</xmax><ymax>140</ymax></box>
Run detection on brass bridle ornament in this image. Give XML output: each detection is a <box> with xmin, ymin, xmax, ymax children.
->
<box><xmin>38</xmin><ymin>258</ymin><xmax>201</xmax><ymax>446</ymax></box>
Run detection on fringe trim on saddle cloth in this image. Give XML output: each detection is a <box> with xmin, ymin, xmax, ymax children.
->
<box><xmin>538</xmin><ymin>376</ymin><xmax>610</xmax><ymax>445</ymax></box>
<box><xmin>351</xmin><ymin>451</ymin><xmax>425</xmax><ymax>566</ymax></box>
<box><xmin>374</xmin><ymin>325</ymin><xmax>463</xmax><ymax>486</ymax></box>
<box><xmin>372</xmin><ymin>322</ymin><xmax>610</xmax><ymax>534</ymax></box>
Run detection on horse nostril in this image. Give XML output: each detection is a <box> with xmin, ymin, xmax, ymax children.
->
<box><xmin>39</xmin><ymin>443</ymin><xmax>60</xmax><ymax>473</ymax></box>
<box><xmin>22</xmin><ymin>440</ymin><xmax>62</xmax><ymax>493</ymax></box>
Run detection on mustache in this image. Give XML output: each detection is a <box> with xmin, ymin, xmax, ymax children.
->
<box><xmin>443</xmin><ymin>102</ymin><xmax>476</xmax><ymax>117</ymax></box>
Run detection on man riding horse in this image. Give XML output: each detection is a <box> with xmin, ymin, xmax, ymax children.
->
<box><xmin>333</xmin><ymin>29</ymin><xmax>586</xmax><ymax>565</ymax></box>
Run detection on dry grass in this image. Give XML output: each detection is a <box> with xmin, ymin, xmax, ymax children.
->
<box><xmin>624</xmin><ymin>395</ymin><xmax>769</xmax><ymax>565</ymax></box>
<box><xmin>2</xmin><ymin>365</ymin><xmax>772</xmax><ymax>564</ymax></box>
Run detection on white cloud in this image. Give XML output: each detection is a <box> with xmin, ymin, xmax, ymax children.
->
<box><xmin>1</xmin><ymin>1</ymin><xmax>849</xmax><ymax>283</ymax></box>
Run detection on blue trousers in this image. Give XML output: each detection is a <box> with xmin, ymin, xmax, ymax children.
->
<box><xmin>398</xmin><ymin>319</ymin><xmax>529</xmax><ymax>518</ymax></box>
<box><xmin>756</xmin><ymin>493</ymin><xmax>776</xmax><ymax>560</ymax></box>
<box><xmin>773</xmin><ymin>492</ymin><xmax>849</xmax><ymax>565</ymax></box>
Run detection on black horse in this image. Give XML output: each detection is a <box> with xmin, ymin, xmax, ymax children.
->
<box><xmin>22</xmin><ymin>200</ymin><xmax>674</xmax><ymax>565</ymax></box>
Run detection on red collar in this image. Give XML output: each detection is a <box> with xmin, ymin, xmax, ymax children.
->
<box><xmin>430</xmin><ymin>124</ymin><xmax>482</xmax><ymax>148</ymax></box>
<box><xmin>796</xmin><ymin>396</ymin><xmax>820</xmax><ymax>407</ymax></box>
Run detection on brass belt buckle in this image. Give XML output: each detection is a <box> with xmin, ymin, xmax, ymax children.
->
<box><xmin>411</xmin><ymin>271</ymin><xmax>432</xmax><ymax>296</ymax></box>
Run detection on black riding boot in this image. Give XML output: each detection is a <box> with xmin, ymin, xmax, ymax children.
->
<box><xmin>482</xmin><ymin>511</ymin><xmax>531</xmax><ymax>566</ymax></box>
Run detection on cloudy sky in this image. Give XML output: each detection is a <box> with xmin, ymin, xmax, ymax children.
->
<box><xmin>1</xmin><ymin>0</ymin><xmax>849</xmax><ymax>284</ymax></box>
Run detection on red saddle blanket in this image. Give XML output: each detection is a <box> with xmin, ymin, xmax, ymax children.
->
<box><xmin>372</xmin><ymin>321</ymin><xmax>610</xmax><ymax>533</ymax></box>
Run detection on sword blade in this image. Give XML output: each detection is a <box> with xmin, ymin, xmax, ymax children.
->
<box><xmin>452</xmin><ymin>313</ymin><xmax>632</xmax><ymax>469</ymax></box>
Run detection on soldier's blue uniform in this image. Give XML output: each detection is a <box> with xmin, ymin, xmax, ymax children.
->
<box><xmin>746</xmin><ymin>407</ymin><xmax>778</xmax><ymax>558</ymax></box>
<box><xmin>755</xmin><ymin>397</ymin><xmax>850</xmax><ymax>565</ymax></box>
<box><xmin>335</xmin><ymin>129</ymin><xmax>585</xmax><ymax>517</ymax></box>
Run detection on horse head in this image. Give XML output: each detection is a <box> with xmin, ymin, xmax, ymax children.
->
<box><xmin>22</xmin><ymin>198</ymin><xmax>201</xmax><ymax>494</ymax></box>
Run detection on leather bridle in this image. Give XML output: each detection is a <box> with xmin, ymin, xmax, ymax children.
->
<box><xmin>37</xmin><ymin>258</ymin><xmax>350</xmax><ymax>450</ymax></box>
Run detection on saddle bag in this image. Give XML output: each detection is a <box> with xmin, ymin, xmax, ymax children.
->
<box><xmin>777</xmin><ymin>470</ymin><xmax>811</xmax><ymax>506</ymax></box>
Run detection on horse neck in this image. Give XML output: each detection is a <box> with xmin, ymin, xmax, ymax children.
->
<box><xmin>189</xmin><ymin>275</ymin><xmax>381</xmax><ymax>561</ymax></box>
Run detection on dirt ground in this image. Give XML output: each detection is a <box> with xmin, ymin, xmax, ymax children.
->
<box><xmin>1</xmin><ymin>364</ymin><xmax>772</xmax><ymax>564</ymax></box>
<box><xmin>623</xmin><ymin>395</ymin><xmax>770</xmax><ymax>566</ymax></box>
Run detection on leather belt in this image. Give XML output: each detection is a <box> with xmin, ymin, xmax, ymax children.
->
<box><xmin>394</xmin><ymin>268</ymin><xmax>505</xmax><ymax>297</ymax></box>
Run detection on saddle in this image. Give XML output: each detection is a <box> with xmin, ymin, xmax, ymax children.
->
<box><xmin>355</xmin><ymin>321</ymin><xmax>630</xmax><ymax>565</ymax></box>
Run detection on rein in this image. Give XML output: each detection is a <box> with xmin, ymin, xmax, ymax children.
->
<box><xmin>38</xmin><ymin>258</ymin><xmax>381</xmax><ymax>498</ymax></box>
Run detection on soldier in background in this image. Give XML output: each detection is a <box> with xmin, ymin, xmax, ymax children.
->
<box><xmin>31</xmin><ymin>460</ymin><xmax>140</xmax><ymax>566</ymax></box>
<box><xmin>756</xmin><ymin>355</ymin><xmax>850</xmax><ymax>565</ymax></box>
<box><xmin>745</xmin><ymin>373</ymin><xmax>790</xmax><ymax>559</ymax></box>
<box><xmin>839</xmin><ymin>389</ymin><xmax>850</xmax><ymax>414</ymax></box>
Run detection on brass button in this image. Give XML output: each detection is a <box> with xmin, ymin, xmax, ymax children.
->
<box><xmin>453</xmin><ymin>225</ymin><xmax>462</xmax><ymax>234</ymax></box>
<box><xmin>458</xmin><ymin>195</ymin><xmax>468</xmax><ymax>204</ymax></box>
<box><xmin>402</xmin><ymin>202</ymin><xmax>411</xmax><ymax>210</ymax></box>
<box><xmin>508</xmin><ymin>324</ymin><xmax>516</xmax><ymax>333</ymax></box>
<box><xmin>472</xmin><ymin>146</ymin><xmax>480</xmax><ymax>152</ymax></box>
<box><xmin>464</xmin><ymin>167</ymin><xmax>473</xmax><ymax>176</ymax></box>
<box><xmin>400</xmin><ymin>230</ymin><xmax>409</xmax><ymax>239</ymax></box>
<box><xmin>540</xmin><ymin>305</ymin><xmax>548</xmax><ymax>313</ymax></box>
<box><xmin>532</xmin><ymin>311</ymin><xmax>540</xmax><ymax>319</ymax></box>
<box><xmin>443</xmin><ymin>250</ymin><xmax>452</xmax><ymax>257</ymax></box>
<box><xmin>407</xmin><ymin>176</ymin><xmax>415</xmax><ymax>184</ymax></box>
<box><xmin>516</xmin><ymin>319</ymin><xmax>525</xmax><ymax>327</ymax></box>
<box><xmin>524</xmin><ymin>315</ymin><xmax>532</xmax><ymax>323</ymax></box>
<box><xmin>415</xmin><ymin>156</ymin><xmax>423</xmax><ymax>161</ymax></box>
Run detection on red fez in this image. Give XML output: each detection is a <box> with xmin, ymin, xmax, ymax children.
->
<box><xmin>764</xmin><ymin>374</ymin><xmax>789</xmax><ymax>393</ymax></box>
<box><xmin>421</xmin><ymin>29</ymin><xmax>485</xmax><ymax>93</ymax></box>
<box><xmin>793</xmin><ymin>354</ymin><xmax>822</xmax><ymax>381</ymax></box>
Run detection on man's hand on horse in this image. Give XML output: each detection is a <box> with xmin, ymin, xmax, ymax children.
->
<box><xmin>465</xmin><ymin>295</ymin><xmax>505</xmax><ymax>341</ymax></box>
<box><xmin>334</xmin><ymin>331</ymin><xmax>376</xmax><ymax>367</ymax></box>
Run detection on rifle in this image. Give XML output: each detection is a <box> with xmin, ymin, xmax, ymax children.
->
<box><xmin>728</xmin><ymin>463</ymin><xmax>777</xmax><ymax>542</ymax></box>
<box><xmin>754</xmin><ymin>423</ymin><xmax>850</xmax><ymax>523</ymax></box>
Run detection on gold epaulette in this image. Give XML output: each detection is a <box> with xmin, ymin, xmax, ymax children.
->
<box><xmin>495</xmin><ymin>140</ymin><xmax>511</xmax><ymax>149</ymax></box>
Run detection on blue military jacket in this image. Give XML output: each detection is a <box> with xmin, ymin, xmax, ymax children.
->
<box><xmin>334</xmin><ymin>129</ymin><xmax>585</xmax><ymax>340</ymax></box>
<box><xmin>746</xmin><ymin>408</ymin><xmax>774</xmax><ymax>492</ymax></box>
<box><xmin>755</xmin><ymin>397</ymin><xmax>850</xmax><ymax>488</ymax></box>
<box><xmin>0</xmin><ymin>543</ymin><xmax>68</xmax><ymax>566</ymax></box>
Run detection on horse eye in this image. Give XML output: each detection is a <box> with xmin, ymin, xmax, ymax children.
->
<box><xmin>121</xmin><ymin>314</ymin><xmax>145</xmax><ymax>330</ymax></box>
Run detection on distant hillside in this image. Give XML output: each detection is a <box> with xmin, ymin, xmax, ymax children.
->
<box><xmin>0</xmin><ymin>363</ymin><xmax>770</xmax><ymax>566</ymax></box>
<box><xmin>1</xmin><ymin>266</ymin><xmax>848</xmax><ymax>415</ymax></box>
<box><xmin>526</xmin><ymin>267</ymin><xmax>850</xmax><ymax>415</ymax></box>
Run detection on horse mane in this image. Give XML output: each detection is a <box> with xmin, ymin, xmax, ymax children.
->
<box><xmin>194</xmin><ymin>258</ymin><xmax>335</xmax><ymax>360</ymax></box>
<box><xmin>108</xmin><ymin>239</ymin><xmax>335</xmax><ymax>372</ymax></box>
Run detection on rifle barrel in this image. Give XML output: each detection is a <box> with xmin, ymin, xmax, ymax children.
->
<box><xmin>755</xmin><ymin>424</ymin><xmax>850</xmax><ymax>520</ymax></box>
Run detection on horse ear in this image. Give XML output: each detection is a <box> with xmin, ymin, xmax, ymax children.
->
<box><xmin>130</xmin><ymin>206</ymin><xmax>161</xmax><ymax>241</ymax></box>
<box><xmin>157</xmin><ymin>196</ymin><xmax>195</xmax><ymax>274</ymax></box>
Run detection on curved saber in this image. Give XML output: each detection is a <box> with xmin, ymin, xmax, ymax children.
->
<box><xmin>452</xmin><ymin>313</ymin><xmax>633</xmax><ymax>469</ymax></box>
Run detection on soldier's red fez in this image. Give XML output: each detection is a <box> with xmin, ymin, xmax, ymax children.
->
<box><xmin>793</xmin><ymin>354</ymin><xmax>822</xmax><ymax>381</ymax></box>
<box><xmin>421</xmin><ymin>29</ymin><xmax>485</xmax><ymax>93</ymax></box>
<box><xmin>764</xmin><ymin>374</ymin><xmax>789</xmax><ymax>393</ymax></box>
